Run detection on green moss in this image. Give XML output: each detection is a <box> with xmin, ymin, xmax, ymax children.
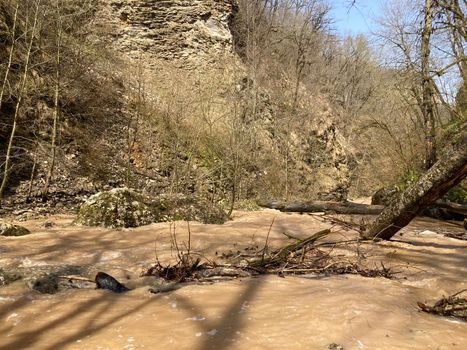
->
<box><xmin>395</xmin><ymin>170</ymin><xmax>421</xmax><ymax>192</ymax></box>
<box><xmin>445</xmin><ymin>186</ymin><xmax>467</xmax><ymax>204</ymax></box>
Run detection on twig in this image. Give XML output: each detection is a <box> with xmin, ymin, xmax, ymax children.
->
<box><xmin>452</xmin><ymin>289</ymin><xmax>467</xmax><ymax>297</ymax></box>
<box><xmin>261</xmin><ymin>217</ymin><xmax>276</xmax><ymax>263</ymax></box>
<box><xmin>282</xmin><ymin>231</ymin><xmax>301</xmax><ymax>240</ymax></box>
<box><xmin>58</xmin><ymin>275</ymin><xmax>95</xmax><ymax>283</ymax></box>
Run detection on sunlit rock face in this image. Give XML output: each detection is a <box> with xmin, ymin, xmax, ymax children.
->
<box><xmin>101</xmin><ymin>0</ymin><xmax>237</xmax><ymax>65</ymax></box>
<box><xmin>97</xmin><ymin>1</ymin><xmax>352</xmax><ymax>201</ymax></box>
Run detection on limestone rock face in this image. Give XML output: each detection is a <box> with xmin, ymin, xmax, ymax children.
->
<box><xmin>101</xmin><ymin>0</ymin><xmax>237</xmax><ymax>65</ymax></box>
<box><xmin>303</xmin><ymin>120</ymin><xmax>352</xmax><ymax>201</ymax></box>
<box><xmin>74</xmin><ymin>188</ymin><xmax>228</xmax><ymax>228</ymax></box>
<box><xmin>285</xmin><ymin>102</ymin><xmax>354</xmax><ymax>201</ymax></box>
<box><xmin>0</xmin><ymin>221</ymin><xmax>31</xmax><ymax>237</ymax></box>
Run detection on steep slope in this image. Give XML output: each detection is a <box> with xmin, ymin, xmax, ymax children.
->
<box><xmin>98</xmin><ymin>0</ymin><xmax>352</xmax><ymax>201</ymax></box>
<box><xmin>0</xmin><ymin>0</ymin><xmax>353</xmax><ymax>215</ymax></box>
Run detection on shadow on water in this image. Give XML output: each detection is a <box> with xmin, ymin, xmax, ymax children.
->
<box><xmin>0</xmin><ymin>276</ymin><xmax>265</xmax><ymax>350</ymax></box>
<box><xmin>0</xmin><ymin>291</ymin><xmax>162</xmax><ymax>350</ymax></box>
<box><xmin>178</xmin><ymin>276</ymin><xmax>264</xmax><ymax>350</ymax></box>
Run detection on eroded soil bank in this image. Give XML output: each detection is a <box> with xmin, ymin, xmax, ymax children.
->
<box><xmin>0</xmin><ymin>210</ymin><xmax>466</xmax><ymax>349</ymax></box>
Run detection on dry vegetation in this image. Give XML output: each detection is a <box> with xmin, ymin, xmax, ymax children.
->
<box><xmin>0</xmin><ymin>0</ymin><xmax>465</xmax><ymax>211</ymax></box>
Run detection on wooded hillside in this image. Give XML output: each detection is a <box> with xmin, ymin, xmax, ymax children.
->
<box><xmin>0</xmin><ymin>0</ymin><xmax>465</xmax><ymax>213</ymax></box>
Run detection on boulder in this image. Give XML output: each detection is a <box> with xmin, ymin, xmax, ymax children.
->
<box><xmin>74</xmin><ymin>188</ymin><xmax>228</xmax><ymax>228</ymax></box>
<box><xmin>25</xmin><ymin>265</ymin><xmax>92</xmax><ymax>294</ymax></box>
<box><xmin>1</xmin><ymin>265</ymin><xmax>91</xmax><ymax>293</ymax></box>
<box><xmin>0</xmin><ymin>221</ymin><xmax>31</xmax><ymax>236</ymax></box>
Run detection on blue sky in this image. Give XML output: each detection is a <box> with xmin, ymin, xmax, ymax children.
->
<box><xmin>329</xmin><ymin>0</ymin><xmax>383</xmax><ymax>36</ymax></box>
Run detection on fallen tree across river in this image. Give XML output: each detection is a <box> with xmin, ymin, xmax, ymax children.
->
<box><xmin>258</xmin><ymin>199</ymin><xmax>466</xmax><ymax>219</ymax></box>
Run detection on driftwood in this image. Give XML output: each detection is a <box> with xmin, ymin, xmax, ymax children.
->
<box><xmin>363</xmin><ymin>132</ymin><xmax>467</xmax><ymax>240</ymax></box>
<box><xmin>260</xmin><ymin>199</ymin><xmax>466</xmax><ymax>219</ymax></box>
<box><xmin>259</xmin><ymin>200</ymin><xmax>384</xmax><ymax>215</ymax></box>
<box><xmin>418</xmin><ymin>289</ymin><xmax>467</xmax><ymax>321</ymax></box>
<box><xmin>58</xmin><ymin>275</ymin><xmax>95</xmax><ymax>283</ymax></box>
<box><xmin>248</xmin><ymin>228</ymin><xmax>331</xmax><ymax>268</ymax></box>
<box><xmin>141</xmin><ymin>226</ymin><xmax>395</xmax><ymax>293</ymax></box>
<box><xmin>434</xmin><ymin>201</ymin><xmax>467</xmax><ymax>216</ymax></box>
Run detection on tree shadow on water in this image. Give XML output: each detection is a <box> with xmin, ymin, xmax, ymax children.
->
<box><xmin>176</xmin><ymin>276</ymin><xmax>264</xmax><ymax>350</ymax></box>
<box><xmin>0</xmin><ymin>291</ymin><xmax>162</xmax><ymax>350</ymax></box>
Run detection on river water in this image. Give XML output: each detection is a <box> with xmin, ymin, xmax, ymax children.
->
<box><xmin>1</xmin><ymin>210</ymin><xmax>466</xmax><ymax>349</ymax></box>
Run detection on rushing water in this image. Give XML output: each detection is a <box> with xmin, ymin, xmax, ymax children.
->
<box><xmin>0</xmin><ymin>211</ymin><xmax>466</xmax><ymax>349</ymax></box>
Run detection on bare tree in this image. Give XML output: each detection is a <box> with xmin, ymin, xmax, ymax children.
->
<box><xmin>0</xmin><ymin>0</ymin><xmax>41</xmax><ymax>198</ymax></box>
<box><xmin>42</xmin><ymin>0</ymin><xmax>62</xmax><ymax>199</ymax></box>
<box><xmin>0</xmin><ymin>3</ymin><xmax>18</xmax><ymax>114</ymax></box>
<box><xmin>376</xmin><ymin>0</ymin><xmax>466</xmax><ymax>171</ymax></box>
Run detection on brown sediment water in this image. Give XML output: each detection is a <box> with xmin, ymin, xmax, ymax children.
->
<box><xmin>0</xmin><ymin>210</ymin><xmax>466</xmax><ymax>349</ymax></box>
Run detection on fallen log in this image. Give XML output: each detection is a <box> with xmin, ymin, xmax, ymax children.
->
<box><xmin>433</xmin><ymin>201</ymin><xmax>467</xmax><ymax>216</ymax></box>
<box><xmin>259</xmin><ymin>200</ymin><xmax>384</xmax><ymax>215</ymax></box>
<box><xmin>260</xmin><ymin>199</ymin><xmax>466</xmax><ymax>223</ymax></box>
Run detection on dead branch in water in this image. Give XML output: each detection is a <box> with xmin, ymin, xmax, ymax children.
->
<box><xmin>143</xmin><ymin>224</ymin><xmax>393</xmax><ymax>287</ymax></box>
<box><xmin>248</xmin><ymin>228</ymin><xmax>331</xmax><ymax>268</ymax></box>
<box><xmin>418</xmin><ymin>289</ymin><xmax>467</xmax><ymax>321</ymax></box>
<box><xmin>58</xmin><ymin>275</ymin><xmax>95</xmax><ymax>283</ymax></box>
<box><xmin>144</xmin><ymin>222</ymin><xmax>202</xmax><ymax>282</ymax></box>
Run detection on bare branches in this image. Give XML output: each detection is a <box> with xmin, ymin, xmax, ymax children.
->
<box><xmin>0</xmin><ymin>0</ymin><xmax>41</xmax><ymax>198</ymax></box>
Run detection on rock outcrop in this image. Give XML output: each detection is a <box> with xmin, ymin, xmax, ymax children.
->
<box><xmin>74</xmin><ymin>188</ymin><xmax>228</xmax><ymax>228</ymax></box>
<box><xmin>101</xmin><ymin>0</ymin><xmax>237</xmax><ymax>66</ymax></box>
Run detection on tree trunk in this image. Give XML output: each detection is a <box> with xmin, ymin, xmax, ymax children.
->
<box><xmin>362</xmin><ymin>132</ymin><xmax>467</xmax><ymax>240</ymax></box>
<box><xmin>421</xmin><ymin>0</ymin><xmax>437</xmax><ymax>169</ymax></box>
<box><xmin>0</xmin><ymin>4</ymin><xmax>18</xmax><ymax>111</ymax></box>
<box><xmin>259</xmin><ymin>200</ymin><xmax>385</xmax><ymax>215</ymax></box>
<box><xmin>42</xmin><ymin>3</ymin><xmax>62</xmax><ymax>199</ymax></box>
<box><xmin>0</xmin><ymin>2</ymin><xmax>41</xmax><ymax>198</ymax></box>
<box><xmin>434</xmin><ymin>201</ymin><xmax>467</xmax><ymax>217</ymax></box>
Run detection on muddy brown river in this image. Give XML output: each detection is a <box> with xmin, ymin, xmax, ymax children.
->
<box><xmin>1</xmin><ymin>210</ymin><xmax>466</xmax><ymax>349</ymax></box>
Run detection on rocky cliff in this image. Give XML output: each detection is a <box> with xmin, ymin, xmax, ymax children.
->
<box><xmin>0</xmin><ymin>0</ymin><xmax>353</xmax><ymax>216</ymax></box>
<box><xmin>100</xmin><ymin>0</ymin><xmax>352</xmax><ymax>200</ymax></box>
<box><xmin>101</xmin><ymin>0</ymin><xmax>237</xmax><ymax>65</ymax></box>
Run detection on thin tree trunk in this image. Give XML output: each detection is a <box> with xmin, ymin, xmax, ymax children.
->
<box><xmin>421</xmin><ymin>0</ymin><xmax>437</xmax><ymax>169</ymax></box>
<box><xmin>27</xmin><ymin>149</ymin><xmax>37</xmax><ymax>201</ymax></box>
<box><xmin>0</xmin><ymin>1</ymin><xmax>41</xmax><ymax>198</ymax></box>
<box><xmin>0</xmin><ymin>4</ymin><xmax>18</xmax><ymax>112</ymax></box>
<box><xmin>43</xmin><ymin>2</ymin><xmax>62</xmax><ymax>199</ymax></box>
<box><xmin>227</xmin><ymin>147</ymin><xmax>239</xmax><ymax>217</ymax></box>
<box><xmin>362</xmin><ymin>131</ymin><xmax>467</xmax><ymax>240</ymax></box>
